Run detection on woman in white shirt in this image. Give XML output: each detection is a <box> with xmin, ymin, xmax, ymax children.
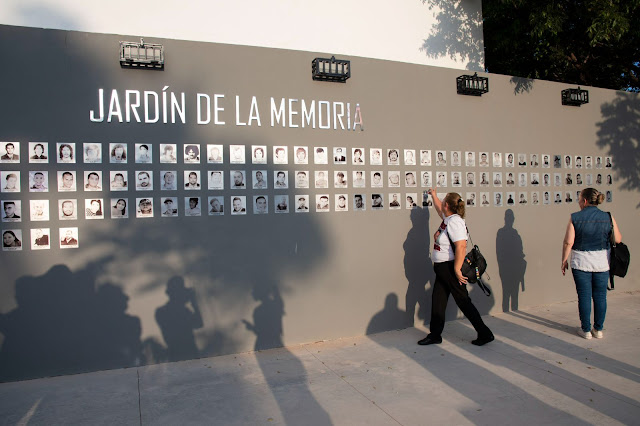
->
<box><xmin>418</xmin><ymin>189</ymin><xmax>494</xmax><ymax>346</ymax></box>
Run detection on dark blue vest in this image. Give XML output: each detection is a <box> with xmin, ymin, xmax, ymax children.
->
<box><xmin>571</xmin><ymin>206</ymin><xmax>611</xmax><ymax>251</ymax></box>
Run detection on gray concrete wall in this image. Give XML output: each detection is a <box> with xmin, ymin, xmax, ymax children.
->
<box><xmin>0</xmin><ymin>25</ymin><xmax>637</xmax><ymax>382</ymax></box>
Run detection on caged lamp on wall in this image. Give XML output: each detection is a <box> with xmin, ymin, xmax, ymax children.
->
<box><xmin>312</xmin><ymin>56</ymin><xmax>351</xmax><ymax>83</ymax></box>
<box><xmin>120</xmin><ymin>38</ymin><xmax>165</xmax><ymax>70</ymax></box>
<box><xmin>456</xmin><ymin>72</ymin><xmax>489</xmax><ymax>96</ymax></box>
<box><xmin>561</xmin><ymin>87</ymin><xmax>589</xmax><ymax>106</ymax></box>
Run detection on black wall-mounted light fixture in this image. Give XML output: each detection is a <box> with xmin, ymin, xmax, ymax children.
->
<box><xmin>561</xmin><ymin>87</ymin><xmax>589</xmax><ymax>106</ymax></box>
<box><xmin>312</xmin><ymin>56</ymin><xmax>350</xmax><ymax>82</ymax></box>
<box><xmin>456</xmin><ymin>72</ymin><xmax>489</xmax><ymax>96</ymax></box>
<box><xmin>120</xmin><ymin>38</ymin><xmax>164</xmax><ymax>70</ymax></box>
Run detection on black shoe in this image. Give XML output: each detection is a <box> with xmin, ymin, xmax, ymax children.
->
<box><xmin>472</xmin><ymin>333</ymin><xmax>494</xmax><ymax>346</ymax></box>
<box><xmin>417</xmin><ymin>336</ymin><xmax>442</xmax><ymax>346</ymax></box>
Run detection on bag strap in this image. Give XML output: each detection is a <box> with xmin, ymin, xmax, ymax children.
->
<box><xmin>606</xmin><ymin>212</ymin><xmax>615</xmax><ymax>291</ymax></box>
<box><xmin>477</xmin><ymin>277</ymin><xmax>491</xmax><ymax>297</ymax></box>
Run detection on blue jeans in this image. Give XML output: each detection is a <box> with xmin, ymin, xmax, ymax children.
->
<box><xmin>571</xmin><ymin>269</ymin><xmax>608</xmax><ymax>332</ymax></box>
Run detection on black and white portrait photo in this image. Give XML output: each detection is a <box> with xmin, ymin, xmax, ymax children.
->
<box><xmin>315</xmin><ymin>171</ymin><xmax>329</xmax><ymax>189</ymax></box>
<box><xmin>334</xmin><ymin>171</ymin><xmax>348</xmax><ymax>188</ymax></box>
<box><xmin>208</xmin><ymin>171</ymin><xmax>224</xmax><ymax>190</ymax></box>
<box><xmin>505</xmin><ymin>172</ymin><xmax>515</xmax><ymax>187</ymax></box>
<box><xmin>530</xmin><ymin>172</ymin><xmax>540</xmax><ymax>186</ymax></box>
<box><xmin>353</xmin><ymin>194</ymin><xmax>366</xmax><ymax>211</ymax></box>
<box><xmin>59</xmin><ymin>227</ymin><xmax>79</xmax><ymax>249</ymax></box>
<box><xmin>465</xmin><ymin>151</ymin><xmax>475</xmax><ymax>167</ymax></box>
<box><xmin>110</xmin><ymin>171</ymin><xmax>128</xmax><ymax>191</ymax></box>
<box><xmin>387</xmin><ymin>149</ymin><xmax>400</xmax><ymax>166</ymax></box>
<box><xmin>565</xmin><ymin>192</ymin><xmax>573</xmax><ymax>203</ymax></box>
<box><xmin>84</xmin><ymin>199</ymin><xmax>104</xmax><ymax>219</ymax></box>
<box><xmin>492</xmin><ymin>152</ymin><xmax>502</xmax><ymax>168</ymax></box>
<box><xmin>111</xmin><ymin>198</ymin><xmax>129</xmax><ymax>219</ymax></box>
<box><xmin>275</xmin><ymin>195</ymin><xmax>289</xmax><ymax>213</ymax></box>
<box><xmin>353</xmin><ymin>171</ymin><xmax>365</xmax><ymax>188</ymax></box>
<box><xmin>564</xmin><ymin>155</ymin><xmax>572</xmax><ymax>169</ymax></box>
<box><xmin>207</xmin><ymin>144</ymin><xmax>223</xmax><ymax>164</ymax></box>
<box><xmin>479</xmin><ymin>152</ymin><xmax>489</xmax><ymax>167</ymax></box>
<box><xmin>420</xmin><ymin>150</ymin><xmax>432</xmax><ymax>166</ymax></box>
<box><xmin>109</xmin><ymin>143</ymin><xmax>127</xmax><ymax>164</ymax></box>
<box><xmin>253</xmin><ymin>170</ymin><xmax>268</xmax><ymax>189</ymax></box>
<box><xmin>352</xmin><ymin>148</ymin><xmax>365</xmax><ymax>165</ymax></box>
<box><xmin>436</xmin><ymin>172</ymin><xmax>447</xmax><ymax>188</ymax></box>
<box><xmin>273</xmin><ymin>146</ymin><xmax>288</xmax><ymax>164</ymax></box>
<box><xmin>505</xmin><ymin>192</ymin><xmax>516</xmax><ymax>206</ymax></box>
<box><xmin>30</xmin><ymin>199</ymin><xmax>49</xmax><ymax>221</ymax></box>
<box><xmin>184</xmin><ymin>144</ymin><xmax>201</xmax><ymax>164</ymax></box>
<box><xmin>493</xmin><ymin>172</ymin><xmax>503</xmax><ymax>187</ymax></box>
<box><xmin>542</xmin><ymin>154</ymin><xmax>551</xmax><ymax>168</ymax></box>
<box><xmin>553</xmin><ymin>155</ymin><xmax>562</xmax><ymax>168</ymax></box>
<box><xmin>518</xmin><ymin>172</ymin><xmax>527</xmax><ymax>187</ymax></box>
<box><xmin>184</xmin><ymin>171</ymin><xmax>201</xmax><ymax>190</ymax></box>
<box><xmin>530</xmin><ymin>154</ymin><xmax>539</xmax><ymax>167</ymax></box>
<box><xmin>595</xmin><ymin>156</ymin><xmax>603</xmax><ymax>169</ymax></box>
<box><xmin>208</xmin><ymin>196</ymin><xmax>224</xmax><ymax>215</ymax></box>
<box><xmin>435</xmin><ymin>150</ymin><xmax>447</xmax><ymax>166</ymax></box>
<box><xmin>136</xmin><ymin>198</ymin><xmax>154</xmax><ymax>218</ymax></box>
<box><xmin>231</xmin><ymin>196</ymin><xmax>247</xmax><ymax>215</ymax></box>
<box><xmin>479</xmin><ymin>172</ymin><xmax>490</xmax><ymax>187</ymax></box>
<box><xmin>58</xmin><ymin>199</ymin><xmax>77</xmax><ymax>220</ymax></box>
<box><xmin>480</xmin><ymin>192</ymin><xmax>490</xmax><ymax>207</ymax></box>
<box><xmin>370</xmin><ymin>148</ymin><xmax>383</xmax><ymax>165</ymax></box>
<box><xmin>334</xmin><ymin>194</ymin><xmax>348</xmax><ymax>212</ymax></box>
<box><xmin>29</xmin><ymin>171</ymin><xmax>49</xmax><ymax>192</ymax></box>
<box><xmin>231</xmin><ymin>170</ymin><xmax>246</xmax><ymax>189</ymax></box>
<box><xmin>230</xmin><ymin>145</ymin><xmax>246</xmax><ymax>164</ymax></box>
<box><xmin>314</xmin><ymin>147</ymin><xmax>328</xmax><ymax>165</ymax></box>
<box><xmin>316</xmin><ymin>194</ymin><xmax>330</xmax><ymax>212</ymax></box>
<box><xmin>518</xmin><ymin>153</ymin><xmax>527</xmax><ymax>167</ymax></box>
<box><xmin>404</xmin><ymin>149</ymin><xmax>416</xmax><ymax>166</ymax></box>
<box><xmin>585</xmin><ymin>156</ymin><xmax>593</xmax><ymax>169</ymax></box>
<box><xmin>135</xmin><ymin>144</ymin><xmax>152</xmax><ymax>164</ymax></box>
<box><xmin>84</xmin><ymin>143</ymin><xmax>103</xmax><ymax>163</ymax></box>
<box><xmin>2</xmin><ymin>229</ymin><xmax>22</xmax><ymax>251</ymax></box>
<box><xmin>136</xmin><ymin>171</ymin><xmax>153</xmax><ymax>191</ymax></box>
<box><xmin>466</xmin><ymin>192</ymin><xmax>476</xmax><ymax>207</ymax></box>
<box><xmin>389</xmin><ymin>193</ymin><xmax>401</xmax><ymax>210</ymax></box>
<box><xmin>29</xmin><ymin>142</ymin><xmax>48</xmax><ymax>163</ymax></box>
<box><xmin>160</xmin><ymin>197</ymin><xmax>178</xmax><ymax>217</ymax></box>
<box><xmin>294</xmin><ymin>146</ymin><xmax>308</xmax><ymax>165</ymax></box>
<box><xmin>31</xmin><ymin>228</ymin><xmax>51</xmax><ymax>250</ymax></box>
<box><xmin>371</xmin><ymin>194</ymin><xmax>384</xmax><ymax>210</ymax></box>
<box><xmin>371</xmin><ymin>171</ymin><xmax>383</xmax><ymax>188</ymax></box>
<box><xmin>606</xmin><ymin>190</ymin><xmax>612</xmax><ymax>203</ymax></box>
<box><xmin>494</xmin><ymin>192</ymin><xmax>503</xmax><ymax>207</ymax></box>
<box><xmin>1</xmin><ymin>142</ymin><xmax>20</xmax><ymax>163</ymax></box>
<box><xmin>2</xmin><ymin>200</ymin><xmax>21</xmax><ymax>222</ymax></box>
<box><xmin>405</xmin><ymin>172</ymin><xmax>417</xmax><ymax>187</ymax></box>
<box><xmin>388</xmin><ymin>171</ymin><xmax>401</xmax><ymax>188</ymax></box>
<box><xmin>574</xmin><ymin>155</ymin><xmax>583</xmax><ymax>169</ymax></box>
<box><xmin>406</xmin><ymin>193</ymin><xmax>418</xmax><ymax>209</ymax></box>
<box><xmin>553</xmin><ymin>191</ymin><xmax>563</xmax><ymax>204</ymax></box>
<box><xmin>554</xmin><ymin>173</ymin><xmax>562</xmax><ymax>187</ymax></box>
<box><xmin>274</xmin><ymin>170</ymin><xmax>288</xmax><ymax>189</ymax></box>
<box><xmin>451</xmin><ymin>151</ymin><xmax>461</xmax><ymax>167</ymax></box>
<box><xmin>333</xmin><ymin>147</ymin><xmax>347</xmax><ymax>164</ymax></box>
<box><xmin>160</xmin><ymin>171</ymin><xmax>177</xmax><ymax>190</ymax></box>
<box><xmin>295</xmin><ymin>195</ymin><xmax>310</xmax><ymax>213</ymax></box>
<box><xmin>252</xmin><ymin>145</ymin><xmax>267</xmax><ymax>164</ymax></box>
<box><xmin>585</xmin><ymin>173</ymin><xmax>593</xmax><ymax>186</ymax></box>
<box><xmin>160</xmin><ymin>144</ymin><xmax>178</xmax><ymax>163</ymax></box>
<box><xmin>605</xmin><ymin>156</ymin><xmax>613</xmax><ymax>168</ymax></box>
<box><xmin>531</xmin><ymin>191</ymin><xmax>540</xmax><ymax>205</ymax></box>
<box><xmin>451</xmin><ymin>171</ymin><xmax>462</xmax><ymax>188</ymax></box>
<box><xmin>518</xmin><ymin>192</ymin><xmax>528</xmax><ymax>204</ymax></box>
<box><xmin>466</xmin><ymin>172</ymin><xmax>476</xmax><ymax>187</ymax></box>
<box><xmin>295</xmin><ymin>171</ymin><xmax>309</xmax><ymax>189</ymax></box>
<box><xmin>505</xmin><ymin>153</ymin><xmax>515</xmax><ymax>168</ymax></box>
<box><xmin>253</xmin><ymin>195</ymin><xmax>268</xmax><ymax>214</ymax></box>
<box><xmin>421</xmin><ymin>171</ymin><xmax>432</xmax><ymax>188</ymax></box>
<box><xmin>84</xmin><ymin>171</ymin><xmax>102</xmax><ymax>191</ymax></box>
<box><xmin>542</xmin><ymin>191</ymin><xmax>551</xmax><ymax>205</ymax></box>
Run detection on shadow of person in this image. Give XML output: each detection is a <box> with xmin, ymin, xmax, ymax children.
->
<box><xmin>243</xmin><ymin>283</ymin><xmax>332</xmax><ymax>425</ymax></box>
<box><xmin>366</xmin><ymin>293</ymin><xmax>410</xmax><ymax>335</ymax></box>
<box><xmin>155</xmin><ymin>276</ymin><xmax>203</xmax><ymax>362</ymax></box>
<box><xmin>403</xmin><ymin>207</ymin><xmax>435</xmax><ymax>326</ymax></box>
<box><xmin>496</xmin><ymin>209</ymin><xmax>526</xmax><ymax>312</ymax></box>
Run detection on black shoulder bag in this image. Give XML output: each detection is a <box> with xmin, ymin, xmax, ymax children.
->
<box><xmin>447</xmin><ymin>228</ymin><xmax>491</xmax><ymax>296</ymax></box>
<box><xmin>607</xmin><ymin>212</ymin><xmax>630</xmax><ymax>290</ymax></box>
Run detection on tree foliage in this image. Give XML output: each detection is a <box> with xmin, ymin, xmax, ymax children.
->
<box><xmin>482</xmin><ymin>0</ymin><xmax>640</xmax><ymax>91</ymax></box>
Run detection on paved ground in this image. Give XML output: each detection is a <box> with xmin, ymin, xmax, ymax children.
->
<box><xmin>1</xmin><ymin>291</ymin><xmax>639</xmax><ymax>426</ymax></box>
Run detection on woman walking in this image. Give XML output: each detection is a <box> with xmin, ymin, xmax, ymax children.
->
<box><xmin>418</xmin><ymin>189</ymin><xmax>494</xmax><ymax>346</ymax></box>
<box><xmin>562</xmin><ymin>188</ymin><xmax>622</xmax><ymax>339</ymax></box>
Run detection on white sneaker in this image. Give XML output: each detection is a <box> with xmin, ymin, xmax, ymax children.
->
<box><xmin>591</xmin><ymin>329</ymin><xmax>604</xmax><ymax>339</ymax></box>
<box><xmin>577</xmin><ymin>327</ymin><xmax>592</xmax><ymax>339</ymax></box>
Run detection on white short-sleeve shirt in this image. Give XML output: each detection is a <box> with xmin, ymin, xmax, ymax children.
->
<box><xmin>431</xmin><ymin>213</ymin><xmax>468</xmax><ymax>263</ymax></box>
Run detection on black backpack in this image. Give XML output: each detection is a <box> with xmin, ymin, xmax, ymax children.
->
<box><xmin>607</xmin><ymin>212</ymin><xmax>630</xmax><ymax>290</ymax></box>
<box><xmin>447</xmin><ymin>228</ymin><xmax>491</xmax><ymax>296</ymax></box>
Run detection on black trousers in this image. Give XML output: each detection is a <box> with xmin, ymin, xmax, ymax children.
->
<box><xmin>429</xmin><ymin>261</ymin><xmax>492</xmax><ymax>338</ymax></box>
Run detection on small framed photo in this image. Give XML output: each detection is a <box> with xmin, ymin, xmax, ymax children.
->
<box><xmin>575</xmin><ymin>173</ymin><xmax>583</xmax><ymax>185</ymax></box>
<box><xmin>111</xmin><ymin>197</ymin><xmax>129</xmax><ymax>218</ymax></box>
<box><xmin>109</xmin><ymin>143</ymin><xmax>127</xmax><ymax>163</ymax></box>
<box><xmin>110</xmin><ymin>171</ymin><xmax>128</xmax><ymax>191</ymax></box>
<box><xmin>492</xmin><ymin>152</ymin><xmax>502</xmax><ymax>168</ymax></box>
<box><xmin>84</xmin><ymin>143</ymin><xmax>103</xmax><ymax>163</ymax></box>
<box><xmin>84</xmin><ymin>198</ymin><xmax>104</xmax><ymax>219</ymax></box>
<box><xmin>293</xmin><ymin>146</ymin><xmax>308</xmax><ymax>164</ymax></box>
<box><xmin>542</xmin><ymin>173</ymin><xmax>551</xmax><ymax>187</ymax></box>
<box><xmin>59</xmin><ymin>227</ymin><xmax>79</xmax><ymax>248</ymax></box>
<box><xmin>371</xmin><ymin>171</ymin><xmax>384</xmax><ymax>188</ymax></box>
<box><xmin>553</xmin><ymin>191</ymin><xmax>563</xmax><ymax>204</ymax></box>
<box><xmin>352</xmin><ymin>148</ymin><xmax>365</xmax><ymax>165</ymax></box>
<box><xmin>135</xmin><ymin>171</ymin><xmax>153</xmax><ymax>191</ymax></box>
<box><xmin>605</xmin><ymin>156</ymin><xmax>613</xmax><ymax>168</ymax></box>
<box><xmin>334</xmin><ymin>194</ymin><xmax>348</xmax><ymax>212</ymax></box>
<box><xmin>316</xmin><ymin>194</ymin><xmax>330</xmax><ymax>212</ymax></box>
<box><xmin>465</xmin><ymin>172</ymin><xmax>476</xmax><ymax>187</ymax></box>
<box><xmin>161</xmin><ymin>197</ymin><xmax>178</xmax><ymax>217</ymax></box>
<box><xmin>253</xmin><ymin>195</ymin><xmax>268</xmax><ymax>214</ymax></box>
<box><xmin>295</xmin><ymin>195</ymin><xmax>310</xmax><ymax>212</ymax></box>
<box><xmin>563</xmin><ymin>155</ymin><xmax>572</xmax><ymax>169</ymax></box>
<box><xmin>230</xmin><ymin>196</ymin><xmax>247</xmax><ymax>215</ymax></box>
<box><xmin>31</xmin><ymin>228</ymin><xmax>51</xmax><ymax>250</ymax></box>
<box><xmin>543</xmin><ymin>191</ymin><xmax>551</xmax><ymax>205</ymax></box>
<box><xmin>136</xmin><ymin>198</ymin><xmax>154</xmax><ymax>218</ymax></box>
<box><xmin>387</xmin><ymin>149</ymin><xmax>400</xmax><ymax>166</ymax></box>
<box><xmin>451</xmin><ymin>151</ymin><xmax>461</xmax><ymax>167</ymax></box>
<box><xmin>505</xmin><ymin>192</ymin><xmax>516</xmax><ymax>206</ymax></box>
<box><xmin>160</xmin><ymin>171</ymin><xmax>177</xmax><ymax>190</ymax></box>
<box><xmin>184</xmin><ymin>171</ymin><xmax>201</xmax><ymax>190</ymax></box>
<box><xmin>494</xmin><ymin>192</ymin><xmax>504</xmax><ymax>207</ymax></box>
<box><xmin>554</xmin><ymin>173</ymin><xmax>562</xmax><ymax>187</ymax></box>
<box><xmin>531</xmin><ymin>191</ymin><xmax>540</xmax><ymax>205</ymax></box>
<box><xmin>479</xmin><ymin>172</ymin><xmax>490</xmax><ymax>187</ymax></box>
<box><xmin>230</xmin><ymin>145</ymin><xmax>246</xmax><ymax>164</ymax></box>
<box><xmin>249</xmin><ymin>170</ymin><xmax>267</xmax><ymax>189</ymax></box>
<box><xmin>530</xmin><ymin>154</ymin><xmax>539</xmax><ymax>167</ymax></box>
<box><xmin>404</xmin><ymin>149</ymin><xmax>416</xmax><ymax>166</ymax></box>
<box><xmin>352</xmin><ymin>171</ymin><xmax>365</xmax><ymax>188</ymax></box>
<box><xmin>420</xmin><ymin>150</ymin><xmax>432</xmax><ymax>166</ymax></box>
<box><xmin>295</xmin><ymin>171</ymin><xmax>309</xmax><ymax>189</ymax></box>
<box><xmin>518</xmin><ymin>172</ymin><xmax>528</xmax><ymax>187</ymax></box>
<box><xmin>275</xmin><ymin>195</ymin><xmax>289</xmax><ymax>213</ymax></box>
<box><xmin>30</xmin><ymin>199</ymin><xmax>49</xmax><ymax>221</ymax></box>
<box><xmin>1</xmin><ymin>142</ymin><xmax>20</xmax><ymax>163</ymax></box>
<box><xmin>542</xmin><ymin>154</ymin><xmax>551</xmax><ymax>168</ymax></box>
<box><xmin>389</xmin><ymin>193</ymin><xmax>401</xmax><ymax>210</ymax></box>
<box><xmin>450</xmin><ymin>171</ymin><xmax>462</xmax><ymax>188</ymax></box>
<box><xmin>564</xmin><ymin>191</ymin><xmax>574</xmax><ymax>203</ymax></box>
<box><xmin>465</xmin><ymin>151</ymin><xmax>475</xmax><ymax>167</ymax></box>
<box><xmin>505</xmin><ymin>172</ymin><xmax>515</xmax><ymax>187</ymax></box>
<box><xmin>436</xmin><ymin>171</ymin><xmax>447</xmax><ymax>187</ymax></box>
<box><xmin>595</xmin><ymin>156</ymin><xmax>603</xmax><ymax>169</ymax></box>
<box><xmin>406</xmin><ymin>193</ymin><xmax>418</xmax><ymax>209</ymax></box>
<box><xmin>421</xmin><ymin>171</ymin><xmax>432</xmax><ymax>188</ymax></box>
<box><xmin>29</xmin><ymin>142</ymin><xmax>49</xmax><ymax>163</ymax></box>
<box><xmin>274</xmin><ymin>170</ymin><xmax>288</xmax><ymax>189</ymax></box>
<box><xmin>29</xmin><ymin>171</ymin><xmax>49</xmax><ymax>192</ymax></box>
<box><xmin>530</xmin><ymin>172</ymin><xmax>540</xmax><ymax>186</ymax></box>
<box><xmin>517</xmin><ymin>153</ymin><xmax>527</xmax><ymax>167</ymax></box>
<box><xmin>231</xmin><ymin>170</ymin><xmax>247</xmax><ymax>189</ymax></box>
<box><xmin>606</xmin><ymin>174</ymin><xmax>613</xmax><ymax>185</ymax></box>
<box><xmin>57</xmin><ymin>143</ymin><xmax>77</xmax><ymax>164</ymax></box>
<box><xmin>135</xmin><ymin>143</ymin><xmax>152</xmax><ymax>164</ymax></box>
<box><xmin>553</xmin><ymin>155</ymin><xmax>562</xmax><ymax>168</ymax></box>
<box><xmin>595</xmin><ymin>173</ymin><xmax>603</xmax><ymax>185</ymax></box>
<box><xmin>480</xmin><ymin>192</ymin><xmax>490</xmax><ymax>207</ymax></box>
<box><xmin>205</xmin><ymin>171</ymin><xmax>223</xmax><ymax>190</ymax></box>
<box><xmin>585</xmin><ymin>173</ymin><xmax>593</xmax><ymax>186</ymax></box>
<box><xmin>370</xmin><ymin>148</ymin><xmax>383</xmax><ymax>165</ymax></box>
<box><xmin>207</xmin><ymin>144</ymin><xmax>223</xmax><ymax>163</ymax></box>
<box><xmin>479</xmin><ymin>152</ymin><xmax>489</xmax><ymax>167</ymax></box>
<box><xmin>405</xmin><ymin>171</ymin><xmax>417</xmax><ymax>187</ymax></box>
<box><xmin>505</xmin><ymin>153</ymin><xmax>515</xmax><ymax>167</ymax></box>
<box><xmin>314</xmin><ymin>147</ymin><xmax>328</xmax><ymax>164</ymax></box>
<box><xmin>371</xmin><ymin>194</ymin><xmax>384</xmax><ymax>210</ymax></box>
<box><xmin>184</xmin><ymin>144</ymin><xmax>201</xmax><ymax>163</ymax></box>
<box><xmin>466</xmin><ymin>192</ymin><xmax>476</xmax><ymax>207</ymax></box>
<box><xmin>208</xmin><ymin>196</ymin><xmax>224</xmax><ymax>215</ymax></box>
<box><xmin>2</xmin><ymin>200</ymin><xmax>21</xmax><ymax>222</ymax></box>
<box><xmin>606</xmin><ymin>190</ymin><xmax>613</xmax><ymax>203</ymax></box>
<box><xmin>574</xmin><ymin>155</ymin><xmax>583</xmax><ymax>169</ymax></box>
<box><xmin>160</xmin><ymin>144</ymin><xmax>178</xmax><ymax>163</ymax></box>
<box><xmin>334</xmin><ymin>171</ymin><xmax>348</xmax><ymax>188</ymax></box>
<box><xmin>59</xmin><ymin>199</ymin><xmax>77</xmax><ymax>220</ymax></box>
<box><xmin>252</xmin><ymin>145</ymin><xmax>267</xmax><ymax>164</ymax></box>
<box><xmin>388</xmin><ymin>171</ymin><xmax>401</xmax><ymax>188</ymax></box>
<box><xmin>273</xmin><ymin>146</ymin><xmax>288</xmax><ymax>164</ymax></box>
<box><xmin>518</xmin><ymin>192</ymin><xmax>528</xmax><ymax>205</ymax></box>
<box><xmin>333</xmin><ymin>147</ymin><xmax>347</xmax><ymax>164</ymax></box>
<box><xmin>84</xmin><ymin>171</ymin><xmax>103</xmax><ymax>191</ymax></box>
<box><xmin>2</xmin><ymin>229</ymin><xmax>22</xmax><ymax>250</ymax></box>
<box><xmin>585</xmin><ymin>156</ymin><xmax>593</xmax><ymax>169</ymax></box>
<box><xmin>435</xmin><ymin>150</ymin><xmax>447</xmax><ymax>166</ymax></box>
<box><xmin>315</xmin><ymin>171</ymin><xmax>329</xmax><ymax>189</ymax></box>
<box><xmin>353</xmin><ymin>194</ymin><xmax>366</xmax><ymax>211</ymax></box>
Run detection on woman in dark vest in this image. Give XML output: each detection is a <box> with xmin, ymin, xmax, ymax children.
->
<box><xmin>561</xmin><ymin>188</ymin><xmax>622</xmax><ymax>339</ymax></box>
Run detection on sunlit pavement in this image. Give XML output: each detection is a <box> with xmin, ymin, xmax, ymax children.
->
<box><xmin>1</xmin><ymin>291</ymin><xmax>639</xmax><ymax>425</ymax></box>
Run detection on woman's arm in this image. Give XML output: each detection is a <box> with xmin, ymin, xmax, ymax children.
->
<box><xmin>453</xmin><ymin>240</ymin><xmax>468</xmax><ymax>285</ymax></box>
<box><xmin>611</xmin><ymin>215</ymin><xmax>622</xmax><ymax>244</ymax></box>
<box><xmin>561</xmin><ymin>218</ymin><xmax>575</xmax><ymax>275</ymax></box>
<box><xmin>430</xmin><ymin>188</ymin><xmax>443</xmax><ymax>217</ymax></box>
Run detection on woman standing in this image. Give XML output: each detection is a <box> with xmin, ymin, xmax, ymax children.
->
<box><xmin>562</xmin><ymin>188</ymin><xmax>622</xmax><ymax>339</ymax></box>
<box><xmin>418</xmin><ymin>189</ymin><xmax>494</xmax><ymax>346</ymax></box>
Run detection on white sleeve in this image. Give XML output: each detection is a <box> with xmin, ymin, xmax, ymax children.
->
<box><xmin>447</xmin><ymin>217</ymin><xmax>467</xmax><ymax>242</ymax></box>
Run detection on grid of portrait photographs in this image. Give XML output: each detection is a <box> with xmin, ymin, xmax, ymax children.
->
<box><xmin>1</xmin><ymin>140</ymin><xmax>617</xmax><ymax>250</ymax></box>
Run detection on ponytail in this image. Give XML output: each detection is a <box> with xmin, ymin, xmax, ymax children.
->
<box><xmin>581</xmin><ymin>188</ymin><xmax>604</xmax><ymax>205</ymax></box>
<box><xmin>445</xmin><ymin>192</ymin><xmax>466</xmax><ymax>218</ymax></box>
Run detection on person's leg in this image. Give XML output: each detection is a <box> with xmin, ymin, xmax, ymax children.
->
<box><xmin>424</xmin><ymin>263</ymin><xmax>451</xmax><ymax>340</ymax></box>
<box><xmin>592</xmin><ymin>271</ymin><xmax>608</xmax><ymax>332</ymax></box>
<box><xmin>571</xmin><ymin>269</ymin><xmax>592</xmax><ymax>332</ymax></box>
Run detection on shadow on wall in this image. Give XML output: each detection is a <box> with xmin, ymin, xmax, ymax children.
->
<box><xmin>596</xmin><ymin>92</ymin><xmax>640</xmax><ymax>208</ymax></box>
<box><xmin>420</xmin><ymin>0</ymin><xmax>484</xmax><ymax>71</ymax></box>
<box><xmin>496</xmin><ymin>209</ymin><xmax>526</xmax><ymax>312</ymax></box>
<box><xmin>403</xmin><ymin>207</ymin><xmax>434</xmax><ymax>327</ymax></box>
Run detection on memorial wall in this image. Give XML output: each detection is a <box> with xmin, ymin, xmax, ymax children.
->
<box><xmin>0</xmin><ymin>25</ymin><xmax>637</xmax><ymax>381</ymax></box>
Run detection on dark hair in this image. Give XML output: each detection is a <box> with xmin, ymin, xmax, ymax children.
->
<box><xmin>90</xmin><ymin>199</ymin><xmax>103</xmax><ymax>215</ymax></box>
<box><xmin>189</xmin><ymin>197</ymin><xmax>199</xmax><ymax>205</ymax></box>
<box><xmin>110</xmin><ymin>144</ymin><xmax>126</xmax><ymax>159</ymax></box>
<box><xmin>115</xmin><ymin>199</ymin><xmax>127</xmax><ymax>210</ymax></box>
<box><xmin>444</xmin><ymin>192</ymin><xmax>466</xmax><ymax>218</ymax></box>
<box><xmin>3</xmin><ymin>230</ymin><xmax>21</xmax><ymax>247</ymax></box>
<box><xmin>139</xmin><ymin>144</ymin><xmax>149</xmax><ymax>150</ymax></box>
<box><xmin>34</xmin><ymin>143</ymin><xmax>44</xmax><ymax>152</ymax></box>
<box><xmin>59</xmin><ymin>143</ymin><xmax>74</xmax><ymax>159</ymax></box>
<box><xmin>185</xmin><ymin>145</ymin><xmax>199</xmax><ymax>156</ymax></box>
<box><xmin>580</xmin><ymin>188</ymin><xmax>605</xmax><ymax>205</ymax></box>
